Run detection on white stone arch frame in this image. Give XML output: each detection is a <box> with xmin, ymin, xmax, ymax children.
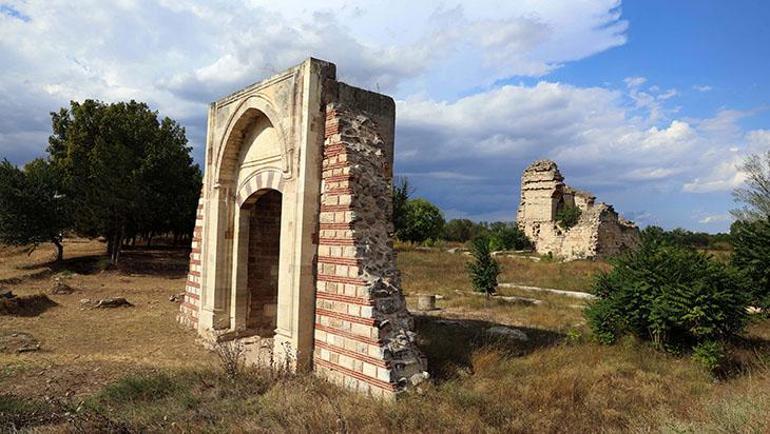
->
<box><xmin>204</xmin><ymin>99</ymin><xmax>291</xmax><ymax>334</ymax></box>
<box><xmin>215</xmin><ymin>95</ymin><xmax>292</xmax><ymax>184</ymax></box>
<box><xmin>198</xmin><ymin>59</ymin><xmax>328</xmax><ymax>371</ymax></box>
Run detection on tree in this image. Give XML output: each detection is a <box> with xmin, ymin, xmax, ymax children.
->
<box><xmin>0</xmin><ymin>159</ymin><xmax>71</xmax><ymax>262</ymax></box>
<box><xmin>397</xmin><ymin>198</ymin><xmax>445</xmax><ymax>244</ymax></box>
<box><xmin>731</xmin><ymin>151</ymin><xmax>770</xmax><ymax>221</ymax></box>
<box><xmin>443</xmin><ymin>218</ymin><xmax>478</xmax><ymax>242</ymax></box>
<box><xmin>135</xmin><ymin>117</ymin><xmax>202</xmax><ymax>245</ymax></box>
<box><xmin>48</xmin><ymin>100</ymin><xmax>201</xmax><ymax>264</ymax></box>
<box><xmin>392</xmin><ymin>177</ymin><xmax>413</xmax><ymax>237</ymax></box>
<box><xmin>467</xmin><ymin>236</ymin><xmax>500</xmax><ymax>298</ymax></box>
<box><xmin>731</xmin><ymin>217</ymin><xmax>770</xmax><ymax>309</ymax></box>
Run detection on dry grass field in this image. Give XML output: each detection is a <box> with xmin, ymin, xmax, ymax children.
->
<box><xmin>1</xmin><ymin>240</ymin><xmax>768</xmax><ymax>432</ymax></box>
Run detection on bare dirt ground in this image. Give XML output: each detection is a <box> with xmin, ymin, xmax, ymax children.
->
<box><xmin>0</xmin><ymin>240</ymin><xmax>214</xmax><ymax>400</ymax></box>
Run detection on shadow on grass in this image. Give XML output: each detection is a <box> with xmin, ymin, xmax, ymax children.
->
<box><xmin>415</xmin><ymin>315</ymin><xmax>563</xmax><ymax>382</ymax></box>
<box><xmin>0</xmin><ymin>294</ymin><xmax>58</xmax><ymax>317</ymax></box>
<box><xmin>116</xmin><ymin>247</ymin><xmax>190</xmax><ymax>278</ymax></box>
<box><xmin>4</xmin><ymin>247</ymin><xmax>191</xmax><ymax>283</ymax></box>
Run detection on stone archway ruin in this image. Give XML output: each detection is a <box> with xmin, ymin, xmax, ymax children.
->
<box><xmin>178</xmin><ymin>58</ymin><xmax>427</xmax><ymax>398</ymax></box>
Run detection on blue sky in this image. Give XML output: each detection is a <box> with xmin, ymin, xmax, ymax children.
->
<box><xmin>1</xmin><ymin>0</ymin><xmax>769</xmax><ymax>233</ymax></box>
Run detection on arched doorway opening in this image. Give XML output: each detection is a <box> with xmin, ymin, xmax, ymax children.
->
<box><xmin>240</xmin><ymin>189</ymin><xmax>282</xmax><ymax>336</ymax></box>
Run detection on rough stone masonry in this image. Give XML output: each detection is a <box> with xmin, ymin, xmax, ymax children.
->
<box><xmin>517</xmin><ymin>160</ymin><xmax>640</xmax><ymax>260</ymax></box>
<box><xmin>177</xmin><ymin>58</ymin><xmax>427</xmax><ymax>398</ymax></box>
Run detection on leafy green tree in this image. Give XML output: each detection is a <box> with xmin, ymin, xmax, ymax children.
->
<box><xmin>467</xmin><ymin>236</ymin><xmax>500</xmax><ymax>297</ymax></box>
<box><xmin>392</xmin><ymin>177</ymin><xmax>413</xmax><ymax>237</ymax></box>
<box><xmin>48</xmin><ymin>100</ymin><xmax>200</xmax><ymax>264</ymax></box>
<box><xmin>397</xmin><ymin>198</ymin><xmax>445</xmax><ymax>244</ymax></box>
<box><xmin>586</xmin><ymin>237</ymin><xmax>749</xmax><ymax>363</ymax></box>
<box><xmin>731</xmin><ymin>217</ymin><xmax>770</xmax><ymax>309</ymax></box>
<box><xmin>555</xmin><ymin>206</ymin><xmax>582</xmax><ymax>229</ymax></box>
<box><xmin>731</xmin><ymin>151</ymin><xmax>770</xmax><ymax>221</ymax></box>
<box><xmin>135</xmin><ymin>117</ymin><xmax>202</xmax><ymax>245</ymax></box>
<box><xmin>0</xmin><ymin>159</ymin><xmax>71</xmax><ymax>262</ymax></box>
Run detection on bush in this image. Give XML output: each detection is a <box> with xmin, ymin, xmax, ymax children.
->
<box><xmin>731</xmin><ymin>217</ymin><xmax>770</xmax><ymax>309</ymax></box>
<box><xmin>467</xmin><ymin>236</ymin><xmax>500</xmax><ymax>297</ymax></box>
<box><xmin>487</xmin><ymin>222</ymin><xmax>531</xmax><ymax>251</ymax></box>
<box><xmin>555</xmin><ymin>206</ymin><xmax>582</xmax><ymax>229</ymax></box>
<box><xmin>397</xmin><ymin>198</ymin><xmax>445</xmax><ymax>244</ymax></box>
<box><xmin>585</xmin><ymin>238</ymin><xmax>749</xmax><ymax>359</ymax></box>
<box><xmin>692</xmin><ymin>341</ymin><xmax>727</xmax><ymax>374</ymax></box>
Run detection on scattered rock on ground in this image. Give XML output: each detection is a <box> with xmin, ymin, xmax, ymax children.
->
<box><xmin>95</xmin><ymin>297</ymin><xmax>133</xmax><ymax>308</ymax></box>
<box><xmin>486</xmin><ymin>326</ymin><xmax>529</xmax><ymax>341</ymax></box>
<box><xmin>80</xmin><ymin>297</ymin><xmax>134</xmax><ymax>308</ymax></box>
<box><xmin>1</xmin><ymin>289</ymin><xmax>15</xmax><ymax>299</ymax></box>
<box><xmin>169</xmin><ymin>292</ymin><xmax>185</xmax><ymax>302</ymax></box>
<box><xmin>0</xmin><ymin>331</ymin><xmax>41</xmax><ymax>353</ymax></box>
<box><xmin>50</xmin><ymin>279</ymin><xmax>75</xmax><ymax>295</ymax></box>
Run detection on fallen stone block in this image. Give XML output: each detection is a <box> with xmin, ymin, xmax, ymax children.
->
<box><xmin>95</xmin><ymin>297</ymin><xmax>133</xmax><ymax>308</ymax></box>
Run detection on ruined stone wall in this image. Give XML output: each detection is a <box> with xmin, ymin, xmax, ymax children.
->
<box><xmin>314</xmin><ymin>95</ymin><xmax>427</xmax><ymax>398</ymax></box>
<box><xmin>517</xmin><ymin>160</ymin><xmax>640</xmax><ymax>260</ymax></box>
<box><xmin>516</xmin><ymin>160</ymin><xmax>563</xmax><ymax>241</ymax></box>
<box><xmin>178</xmin><ymin>195</ymin><xmax>204</xmax><ymax>328</ymax></box>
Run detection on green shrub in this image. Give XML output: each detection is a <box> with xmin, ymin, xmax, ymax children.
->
<box><xmin>692</xmin><ymin>340</ymin><xmax>727</xmax><ymax>373</ymax></box>
<box><xmin>731</xmin><ymin>217</ymin><xmax>770</xmax><ymax>309</ymax></box>
<box><xmin>555</xmin><ymin>206</ymin><xmax>582</xmax><ymax>229</ymax></box>
<box><xmin>467</xmin><ymin>236</ymin><xmax>500</xmax><ymax>297</ymax></box>
<box><xmin>487</xmin><ymin>222</ymin><xmax>531</xmax><ymax>251</ymax></box>
<box><xmin>585</xmin><ymin>238</ymin><xmax>749</xmax><ymax>357</ymax></box>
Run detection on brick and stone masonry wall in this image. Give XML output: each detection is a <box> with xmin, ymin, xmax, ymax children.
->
<box><xmin>313</xmin><ymin>103</ymin><xmax>428</xmax><ymax>398</ymax></box>
<box><xmin>178</xmin><ymin>195</ymin><xmax>204</xmax><ymax>328</ymax></box>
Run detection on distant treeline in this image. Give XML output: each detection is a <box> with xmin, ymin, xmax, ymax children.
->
<box><xmin>640</xmin><ymin>226</ymin><xmax>732</xmax><ymax>251</ymax></box>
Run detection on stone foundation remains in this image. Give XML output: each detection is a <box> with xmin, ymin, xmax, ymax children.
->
<box><xmin>516</xmin><ymin>160</ymin><xmax>640</xmax><ymax>260</ymax></box>
<box><xmin>178</xmin><ymin>58</ymin><xmax>427</xmax><ymax>398</ymax></box>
